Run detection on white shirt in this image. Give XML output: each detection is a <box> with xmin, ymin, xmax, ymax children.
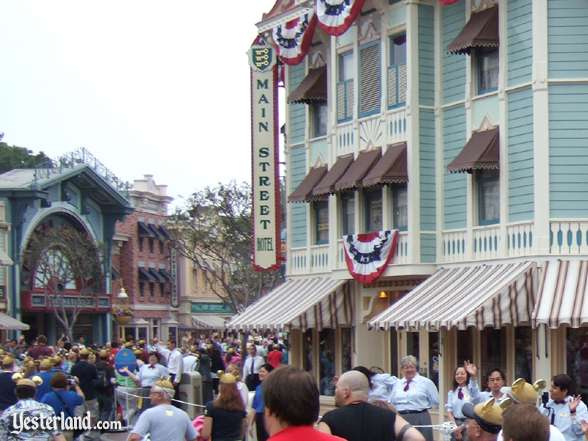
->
<box><xmin>167</xmin><ymin>348</ymin><xmax>184</xmax><ymax>378</ymax></box>
<box><xmin>242</xmin><ymin>355</ymin><xmax>264</xmax><ymax>376</ymax></box>
<box><xmin>237</xmin><ymin>381</ymin><xmax>249</xmax><ymax>408</ymax></box>
<box><xmin>389</xmin><ymin>374</ymin><xmax>439</xmax><ymax>412</ymax></box>
<box><xmin>183</xmin><ymin>355</ymin><xmax>197</xmax><ymax>372</ymax></box>
<box><xmin>497</xmin><ymin>425</ymin><xmax>565</xmax><ymax>441</ymax></box>
<box><xmin>138</xmin><ymin>363</ymin><xmax>169</xmax><ymax>387</ymax></box>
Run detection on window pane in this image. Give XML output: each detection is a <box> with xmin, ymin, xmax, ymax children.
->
<box><xmin>457</xmin><ymin>329</ymin><xmax>474</xmax><ymax>365</ymax></box>
<box><xmin>478</xmin><ymin>171</ymin><xmax>500</xmax><ymax>224</ymax></box>
<box><xmin>319</xmin><ymin>329</ymin><xmax>336</xmax><ymax>396</ymax></box>
<box><xmin>341</xmin><ymin>194</ymin><xmax>355</xmax><ymax>236</ymax></box>
<box><xmin>406</xmin><ymin>332</ymin><xmax>420</xmax><ymax>360</ymax></box>
<box><xmin>566</xmin><ymin>328</ymin><xmax>588</xmax><ymax>403</ymax></box>
<box><xmin>365</xmin><ymin>190</ymin><xmax>383</xmax><ymax>232</ymax></box>
<box><xmin>313</xmin><ymin>103</ymin><xmax>328</xmax><ymax>138</ymax></box>
<box><xmin>339</xmin><ymin>52</ymin><xmax>353</xmax><ymax>82</ymax></box>
<box><xmin>481</xmin><ymin>329</ymin><xmax>506</xmax><ymax>382</ymax></box>
<box><xmin>303</xmin><ymin>329</ymin><xmax>313</xmax><ymax>373</ymax></box>
<box><xmin>341</xmin><ymin>328</ymin><xmax>353</xmax><ymax>373</ymax></box>
<box><xmin>429</xmin><ymin>333</ymin><xmax>440</xmax><ymax>388</ymax></box>
<box><xmin>390</xmin><ymin>329</ymin><xmax>398</xmax><ymax>375</ymax></box>
<box><xmin>390</xmin><ymin>34</ymin><xmax>407</xmax><ymax>66</ymax></box>
<box><xmin>315</xmin><ymin>201</ymin><xmax>329</xmax><ymax>244</ymax></box>
<box><xmin>359</xmin><ymin>43</ymin><xmax>381</xmax><ymax>117</ymax></box>
<box><xmin>478</xmin><ymin>48</ymin><xmax>499</xmax><ymax>93</ymax></box>
<box><xmin>393</xmin><ymin>185</ymin><xmax>408</xmax><ymax>230</ymax></box>
<box><xmin>515</xmin><ymin>327</ymin><xmax>533</xmax><ymax>382</ymax></box>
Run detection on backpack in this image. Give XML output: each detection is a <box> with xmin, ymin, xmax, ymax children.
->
<box><xmin>96</xmin><ymin>368</ymin><xmax>109</xmax><ymax>389</ymax></box>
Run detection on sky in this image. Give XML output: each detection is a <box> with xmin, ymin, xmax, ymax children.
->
<box><xmin>0</xmin><ymin>1</ymin><xmax>279</xmax><ymax>207</ymax></box>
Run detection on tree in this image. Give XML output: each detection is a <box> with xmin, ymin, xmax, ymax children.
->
<box><xmin>23</xmin><ymin>225</ymin><xmax>104</xmax><ymax>342</ymax></box>
<box><xmin>0</xmin><ymin>140</ymin><xmax>51</xmax><ymax>174</ymax></box>
<box><xmin>169</xmin><ymin>181</ymin><xmax>283</xmax><ymax>312</ymax></box>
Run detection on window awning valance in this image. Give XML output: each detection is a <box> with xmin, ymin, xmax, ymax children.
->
<box><xmin>313</xmin><ymin>155</ymin><xmax>355</xmax><ymax>198</ymax></box>
<box><xmin>362</xmin><ymin>142</ymin><xmax>408</xmax><ymax>187</ymax></box>
<box><xmin>447</xmin><ymin>6</ymin><xmax>499</xmax><ymax>55</ymax></box>
<box><xmin>138</xmin><ymin>222</ymin><xmax>155</xmax><ymax>238</ymax></box>
<box><xmin>334</xmin><ymin>149</ymin><xmax>382</xmax><ymax>192</ymax></box>
<box><xmin>138</xmin><ymin>267</ymin><xmax>157</xmax><ymax>282</ymax></box>
<box><xmin>288</xmin><ymin>66</ymin><xmax>328</xmax><ymax>104</ymax></box>
<box><xmin>288</xmin><ymin>166</ymin><xmax>328</xmax><ymax>203</ymax></box>
<box><xmin>447</xmin><ymin>127</ymin><xmax>499</xmax><ymax>173</ymax></box>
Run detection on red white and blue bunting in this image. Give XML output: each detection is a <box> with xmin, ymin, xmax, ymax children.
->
<box><xmin>438</xmin><ymin>0</ymin><xmax>460</xmax><ymax>5</ymax></box>
<box><xmin>316</xmin><ymin>0</ymin><xmax>366</xmax><ymax>36</ymax></box>
<box><xmin>342</xmin><ymin>230</ymin><xmax>399</xmax><ymax>284</ymax></box>
<box><xmin>272</xmin><ymin>11</ymin><xmax>317</xmax><ymax>65</ymax></box>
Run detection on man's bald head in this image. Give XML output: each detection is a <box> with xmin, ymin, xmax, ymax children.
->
<box><xmin>335</xmin><ymin>370</ymin><xmax>369</xmax><ymax>406</ymax></box>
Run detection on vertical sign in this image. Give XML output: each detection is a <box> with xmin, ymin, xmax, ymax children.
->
<box><xmin>170</xmin><ymin>248</ymin><xmax>179</xmax><ymax>308</ymax></box>
<box><xmin>250</xmin><ymin>39</ymin><xmax>281</xmax><ymax>271</ymax></box>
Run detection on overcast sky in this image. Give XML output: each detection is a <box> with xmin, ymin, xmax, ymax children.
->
<box><xmin>0</xmin><ymin>1</ymin><xmax>278</xmax><ymax>206</ymax></box>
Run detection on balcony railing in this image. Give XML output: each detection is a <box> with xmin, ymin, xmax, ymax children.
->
<box><xmin>550</xmin><ymin>220</ymin><xmax>588</xmax><ymax>255</ymax></box>
<box><xmin>441</xmin><ymin>229</ymin><xmax>467</xmax><ymax>263</ymax></box>
<box><xmin>472</xmin><ymin>224</ymin><xmax>501</xmax><ymax>260</ymax></box>
<box><xmin>507</xmin><ymin>221</ymin><xmax>534</xmax><ymax>257</ymax></box>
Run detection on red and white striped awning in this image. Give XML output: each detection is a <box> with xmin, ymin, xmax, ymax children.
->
<box><xmin>533</xmin><ymin>259</ymin><xmax>588</xmax><ymax>328</ymax></box>
<box><xmin>369</xmin><ymin>261</ymin><xmax>536</xmax><ymax>331</ymax></box>
<box><xmin>227</xmin><ymin>277</ymin><xmax>352</xmax><ymax>331</ymax></box>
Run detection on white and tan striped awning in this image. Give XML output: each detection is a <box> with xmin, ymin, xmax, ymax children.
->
<box><xmin>369</xmin><ymin>261</ymin><xmax>536</xmax><ymax>331</ymax></box>
<box><xmin>227</xmin><ymin>277</ymin><xmax>352</xmax><ymax>331</ymax></box>
<box><xmin>0</xmin><ymin>313</ymin><xmax>29</xmax><ymax>331</ymax></box>
<box><xmin>192</xmin><ymin>315</ymin><xmax>229</xmax><ymax>330</ymax></box>
<box><xmin>533</xmin><ymin>259</ymin><xmax>588</xmax><ymax>328</ymax></box>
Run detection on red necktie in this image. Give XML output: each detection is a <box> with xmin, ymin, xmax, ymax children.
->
<box><xmin>458</xmin><ymin>387</ymin><xmax>464</xmax><ymax>400</ymax></box>
<box><xmin>148</xmin><ymin>365</ymin><xmax>156</xmax><ymax>369</ymax></box>
<box><xmin>404</xmin><ymin>379</ymin><xmax>411</xmax><ymax>392</ymax></box>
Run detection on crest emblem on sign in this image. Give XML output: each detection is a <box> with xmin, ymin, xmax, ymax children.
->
<box><xmin>249</xmin><ymin>44</ymin><xmax>276</xmax><ymax>72</ymax></box>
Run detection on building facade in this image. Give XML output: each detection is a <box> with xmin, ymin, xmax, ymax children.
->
<box><xmin>233</xmin><ymin>0</ymin><xmax>588</xmax><ymax>418</ymax></box>
<box><xmin>111</xmin><ymin>174</ymin><xmax>178</xmax><ymax>343</ymax></box>
<box><xmin>0</xmin><ymin>149</ymin><xmax>132</xmax><ymax>343</ymax></box>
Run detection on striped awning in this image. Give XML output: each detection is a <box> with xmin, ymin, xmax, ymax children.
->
<box><xmin>192</xmin><ymin>315</ymin><xmax>228</xmax><ymax>330</ymax></box>
<box><xmin>227</xmin><ymin>277</ymin><xmax>352</xmax><ymax>331</ymax></box>
<box><xmin>0</xmin><ymin>313</ymin><xmax>30</xmax><ymax>331</ymax></box>
<box><xmin>533</xmin><ymin>260</ymin><xmax>588</xmax><ymax>328</ymax></box>
<box><xmin>369</xmin><ymin>261</ymin><xmax>536</xmax><ymax>331</ymax></box>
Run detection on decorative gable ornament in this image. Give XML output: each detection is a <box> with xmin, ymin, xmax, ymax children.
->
<box><xmin>272</xmin><ymin>10</ymin><xmax>317</xmax><ymax>65</ymax></box>
<box><xmin>343</xmin><ymin>230</ymin><xmax>399</xmax><ymax>284</ymax></box>
<box><xmin>316</xmin><ymin>0</ymin><xmax>366</xmax><ymax>36</ymax></box>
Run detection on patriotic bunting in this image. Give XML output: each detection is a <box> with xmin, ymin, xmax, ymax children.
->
<box><xmin>438</xmin><ymin>0</ymin><xmax>461</xmax><ymax>5</ymax></box>
<box><xmin>316</xmin><ymin>0</ymin><xmax>366</xmax><ymax>36</ymax></box>
<box><xmin>342</xmin><ymin>230</ymin><xmax>399</xmax><ymax>284</ymax></box>
<box><xmin>272</xmin><ymin>11</ymin><xmax>317</xmax><ymax>65</ymax></box>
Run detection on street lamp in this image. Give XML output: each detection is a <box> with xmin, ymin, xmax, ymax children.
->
<box><xmin>113</xmin><ymin>286</ymin><xmax>132</xmax><ymax>341</ymax></box>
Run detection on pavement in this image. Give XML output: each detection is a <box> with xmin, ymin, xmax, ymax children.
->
<box><xmin>100</xmin><ymin>431</ymin><xmax>129</xmax><ymax>441</ymax></box>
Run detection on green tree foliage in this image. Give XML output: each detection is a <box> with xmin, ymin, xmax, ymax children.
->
<box><xmin>169</xmin><ymin>181</ymin><xmax>284</xmax><ymax>311</ymax></box>
<box><xmin>0</xmin><ymin>141</ymin><xmax>51</xmax><ymax>174</ymax></box>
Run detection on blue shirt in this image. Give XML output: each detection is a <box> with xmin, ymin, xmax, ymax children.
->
<box><xmin>389</xmin><ymin>374</ymin><xmax>439</xmax><ymax>412</ymax></box>
<box><xmin>252</xmin><ymin>383</ymin><xmax>265</xmax><ymax>414</ymax></box>
<box><xmin>41</xmin><ymin>389</ymin><xmax>84</xmax><ymax>417</ymax></box>
<box><xmin>541</xmin><ymin>397</ymin><xmax>588</xmax><ymax>441</ymax></box>
<box><xmin>446</xmin><ymin>379</ymin><xmax>477</xmax><ymax>418</ymax></box>
<box><xmin>35</xmin><ymin>371</ymin><xmax>55</xmax><ymax>401</ymax></box>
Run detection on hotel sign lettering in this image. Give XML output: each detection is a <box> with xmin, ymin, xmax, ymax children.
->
<box><xmin>249</xmin><ymin>40</ymin><xmax>281</xmax><ymax>271</ymax></box>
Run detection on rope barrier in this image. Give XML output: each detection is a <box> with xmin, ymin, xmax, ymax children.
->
<box><xmin>115</xmin><ymin>387</ymin><xmax>206</xmax><ymax>409</ymax></box>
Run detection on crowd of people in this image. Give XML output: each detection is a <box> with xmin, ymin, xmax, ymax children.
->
<box><xmin>3</xmin><ymin>332</ymin><xmax>588</xmax><ymax>441</ymax></box>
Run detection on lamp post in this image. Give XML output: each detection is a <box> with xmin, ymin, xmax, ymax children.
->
<box><xmin>113</xmin><ymin>287</ymin><xmax>131</xmax><ymax>341</ymax></box>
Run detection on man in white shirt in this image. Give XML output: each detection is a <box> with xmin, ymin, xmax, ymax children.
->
<box><xmin>182</xmin><ymin>347</ymin><xmax>198</xmax><ymax>372</ymax></box>
<box><xmin>167</xmin><ymin>340</ymin><xmax>184</xmax><ymax>408</ymax></box>
<box><xmin>242</xmin><ymin>345</ymin><xmax>264</xmax><ymax>391</ymax></box>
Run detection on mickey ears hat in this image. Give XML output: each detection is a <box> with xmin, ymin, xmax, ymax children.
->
<box><xmin>218</xmin><ymin>370</ymin><xmax>237</xmax><ymax>384</ymax></box>
<box><xmin>510</xmin><ymin>378</ymin><xmax>547</xmax><ymax>404</ymax></box>
<box><xmin>462</xmin><ymin>398</ymin><xmax>503</xmax><ymax>434</ymax></box>
<box><xmin>12</xmin><ymin>373</ymin><xmax>43</xmax><ymax>388</ymax></box>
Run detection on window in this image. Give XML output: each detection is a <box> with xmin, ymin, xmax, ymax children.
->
<box><xmin>159</xmin><ymin>241</ymin><xmax>164</xmax><ymax>254</ymax></box>
<box><xmin>311</xmin><ymin>103</ymin><xmax>328</xmax><ymax>138</ymax></box>
<box><xmin>148</xmin><ymin>238</ymin><xmax>154</xmax><ymax>253</ymax></box>
<box><xmin>139</xmin><ymin>282</ymin><xmax>145</xmax><ymax>298</ymax></box>
<box><xmin>388</xmin><ymin>34</ymin><xmax>407</xmax><ymax>108</ymax></box>
<box><xmin>481</xmin><ymin>328</ymin><xmax>506</xmax><ymax>381</ymax></box>
<box><xmin>341</xmin><ymin>193</ymin><xmax>355</xmax><ymax>236</ymax></box>
<box><xmin>314</xmin><ymin>201</ymin><xmax>329</xmax><ymax>245</ymax></box>
<box><xmin>429</xmin><ymin>333</ymin><xmax>440</xmax><ymax>388</ymax></box>
<box><xmin>457</xmin><ymin>329</ymin><xmax>474</xmax><ymax>365</ymax></box>
<box><xmin>319</xmin><ymin>329</ymin><xmax>336</xmax><ymax>396</ymax></box>
<box><xmin>303</xmin><ymin>329</ymin><xmax>314</xmax><ymax>373</ymax></box>
<box><xmin>364</xmin><ymin>190</ymin><xmax>383</xmax><ymax>232</ymax></box>
<box><xmin>390</xmin><ymin>329</ymin><xmax>398</xmax><ymax>375</ymax></box>
<box><xmin>515</xmin><ymin>328</ymin><xmax>532</xmax><ymax>382</ymax></box>
<box><xmin>160</xmin><ymin>283</ymin><xmax>166</xmax><ymax>297</ymax></box>
<box><xmin>406</xmin><ymin>332</ymin><xmax>420</xmax><ymax>361</ymax></box>
<box><xmin>477</xmin><ymin>48</ymin><xmax>499</xmax><ymax>94</ymax></box>
<box><xmin>566</xmin><ymin>328</ymin><xmax>588</xmax><ymax>404</ymax></box>
<box><xmin>337</xmin><ymin>51</ymin><xmax>354</xmax><ymax>122</ymax></box>
<box><xmin>149</xmin><ymin>283</ymin><xmax>155</xmax><ymax>298</ymax></box>
<box><xmin>359</xmin><ymin>42</ymin><xmax>381</xmax><ymax>118</ymax></box>
<box><xmin>139</xmin><ymin>238</ymin><xmax>144</xmax><ymax>252</ymax></box>
<box><xmin>341</xmin><ymin>328</ymin><xmax>353</xmax><ymax>373</ymax></box>
<box><xmin>477</xmin><ymin>170</ymin><xmax>500</xmax><ymax>225</ymax></box>
<box><xmin>392</xmin><ymin>185</ymin><xmax>408</xmax><ymax>231</ymax></box>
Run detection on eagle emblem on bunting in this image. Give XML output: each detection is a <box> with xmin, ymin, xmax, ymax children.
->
<box><xmin>342</xmin><ymin>230</ymin><xmax>399</xmax><ymax>284</ymax></box>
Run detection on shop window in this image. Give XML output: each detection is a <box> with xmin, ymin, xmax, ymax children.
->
<box><xmin>566</xmin><ymin>328</ymin><xmax>588</xmax><ymax>402</ymax></box>
<box><xmin>303</xmin><ymin>329</ymin><xmax>314</xmax><ymax>373</ymax></box>
<box><xmin>337</xmin><ymin>51</ymin><xmax>354</xmax><ymax>122</ymax></box>
<box><xmin>359</xmin><ymin>42</ymin><xmax>381</xmax><ymax>118</ymax></box>
<box><xmin>341</xmin><ymin>328</ymin><xmax>353</xmax><ymax>373</ymax></box>
<box><xmin>429</xmin><ymin>333</ymin><xmax>440</xmax><ymax>388</ymax></box>
<box><xmin>364</xmin><ymin>189</ymin><xmax>383</xmax><ymax>232</ymax></box>
<box><xmin>149</xmin><ymin>283</ymin><xmax>155</xmax><ymax>298</ymax></box>
<box><xmin>139</xmin><ymin>282</ymin><xmax>145</xmax><ymax>298</ymax></box>
<box><xmin>148</xmin><ymin>238</ymin><xmax>154</xmax><ymax>253</ymax></box>
<box><xmin>311</xmin><ymin>103</ymin><xmax>328</xmax><ymax>138</ymax></box>
<box><xmin>477</xmin><ymin>170</ymin><xmax>500</xmax><ymax>225</ymax></box>
<box><xmin>341</xmin><ymin>193</ymin><xmax>355</xmax><ymax>236</ymax></box>
<box><xmin>514</xmin><ymin>327</ymin><xmax>532</xmax><ymax>382</ymax></box>
<box><xmin>476</xmin><ymin>48</ymin><xmax>499</xmax><ymax>95</ymax></box>
<box><xmin>388</xmin><ymin>34</ymin><xmax>407</xmax><ymax>108</ymax></box>
<box><xmin>160</xmin><ymin>283</ymin><xmax>166</xmax><ymax>297</ymax></box>
<box><xmin>138</xmin><ymin>327</ymin><xmax>147</xmax><ymax>341</ymax></box>
<box><xmin>481</xmin><ymin>328</ymin><xmax>506</xmax><ymax>381</ymax></box>
<box><xmin>314</xmin><ymin>201</ymin><xmax>329</xmax><ymax>245</ymax></box>
<box><xmin>406</xmin><ymin>331</ymin><xmax>420</xmax><ymax>360</ymax></box>
<box><xmin>392</xmin><ymin>185</ymin><xmax>408</xmax><ymax>231</ymax></box>
<box><xmin>139</xmin><ymin>238</ymin><xmax>144</xmax><ymax>252</ymax></box>
<box><xmin>457</xmin><ymin>329</ymin><xmax>474</xmax><ymax>365</ymax></box>
<box><xmin>319</xmin><ymin>329</ymin><xmax>336</xmax><ymax>396</ymax></box>
<box><xmin>390</xmin><ymin>329</ymin><xmax>399</xmax><ymax>376</ymax></box>
<box><xmin>159</xmin><ymin>241</ymin><xmax>164</xmax><ymax>254</ymax></box>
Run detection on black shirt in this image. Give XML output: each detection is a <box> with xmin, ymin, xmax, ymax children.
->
<box><xmin>204</xmin><ymin>400</ymin><xmax>246</xmax><ymax>441</ymax></box>
<box><xmin>70</xmin><ymin>360</ymin><xmax>98</xmax><ymax>400</ymax></box>
<box><xmin>321</xmin><ymin>402</ymin><xmax>397</xmax><ymax>441</ymax></box>
<box><xmin>0</xmin><ymin>371</ymin><xmax>17</xmax><ymax>410</ymax></box>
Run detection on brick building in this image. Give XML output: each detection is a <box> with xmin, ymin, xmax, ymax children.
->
<box><xmin>112</xmin><ymin>174</ymin><xmax>177</xmax><ymax>343</ymax></box>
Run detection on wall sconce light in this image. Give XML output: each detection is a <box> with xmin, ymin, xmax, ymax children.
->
<box><xmin>378</xmin><ymin>290</ymin><xmax>389</xmax><ymax>299</ymax></box>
